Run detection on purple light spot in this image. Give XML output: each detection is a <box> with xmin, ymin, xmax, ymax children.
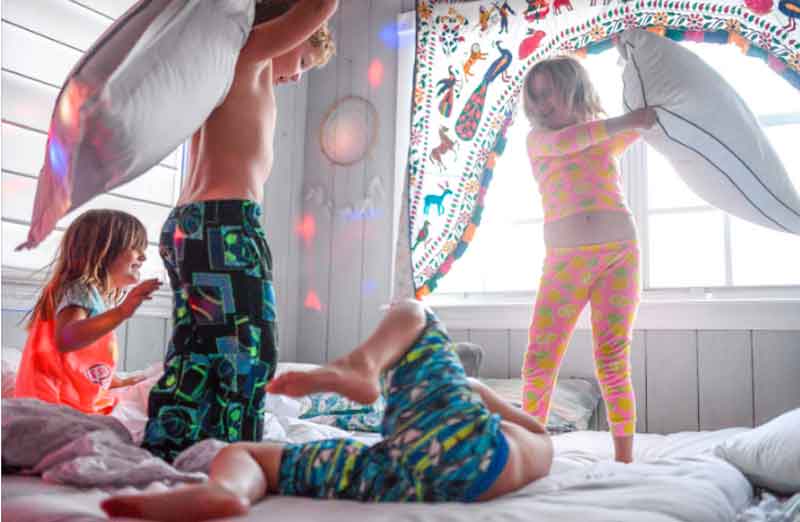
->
<box><xmin>363</xmin><ymin>280</ymin><xmax>377</xmax><ymax>295</ymax></box>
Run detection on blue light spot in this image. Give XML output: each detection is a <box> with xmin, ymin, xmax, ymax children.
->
<box><xmin>379</xmin><ymin>22</ymin><xmax>400</xmax><ymax>49</ymax></box>
<box><xmin>48</xmin><ymin>136</ymin><xmax>68</xmax><ymax>180</ymax></box>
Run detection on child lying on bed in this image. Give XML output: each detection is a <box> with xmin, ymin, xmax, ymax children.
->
<box><xmin>102</xmin><ymin>300</ymin><xmax>553</xmax><ymax>520</ymax></box>
<box><xmin>14</xmin><ymin>209</ymin><xmax>161</xmax><ymax>415</ymax></box>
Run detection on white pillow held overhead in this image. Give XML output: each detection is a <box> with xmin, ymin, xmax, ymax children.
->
<box><xmin>19</xmin><ymin>0</ymin><xmax>255</xmax><ymax>250</ymax></box>
<box><xmin>618</xmin><ymin>28</ymin><xmax>800</xmax><ymax>235</ymax></box>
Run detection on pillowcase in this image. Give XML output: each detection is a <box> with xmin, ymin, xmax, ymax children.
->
<box><xmin>713</xmin><ymin>407</ymin><xmax>800</xmax><ymax>494</ymax></box>
<box><xmin>478</xmin><ymin>377</ymin><xmax>601</xmax><ymax>434</ymax></box>
<box><xmin>618</xmin><ymin>28</ymin><xmax>800</xmax><ymax>235</ymax></box>
<box><xmin>22</xmin><ymin>0</ymin><xmax>254</xmax><ymax>249</ymax></box>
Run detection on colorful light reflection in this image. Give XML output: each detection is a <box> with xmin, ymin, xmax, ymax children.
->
<box><xmin>304</xmin><ymin>290</ymin><xmax>322</xmax><ymax>311</ymax></box>
<box><xmin>296</xmin><ymin>214</ymin><xmax>316</xmax><ymax>246</ymax></box>
<box><xmin>368</xmin><ymin>59</ymin><xmax>384</xmax><ymax>88</ymax></box>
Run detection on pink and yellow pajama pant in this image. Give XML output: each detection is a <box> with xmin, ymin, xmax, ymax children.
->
<box><xmin>522</xmin><ymin>240</ymin><xmax>640</xmax><ymax>437</ymax></box>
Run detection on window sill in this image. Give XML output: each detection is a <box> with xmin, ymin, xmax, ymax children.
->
<box><xmin>425</xmin><ymin>294</ymin><xmax>800</xmax><ymax>331</ymax></box>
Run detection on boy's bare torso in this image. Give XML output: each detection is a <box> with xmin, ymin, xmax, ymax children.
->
<box><xmin>178</xmin><ymin>46</ymin><xmax>276</xmax><ymax>206</ymax></box>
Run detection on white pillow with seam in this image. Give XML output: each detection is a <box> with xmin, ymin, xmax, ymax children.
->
<box><xmin>618</xmin><ymin>28</ymin><xmax>800</xmax><ymax>235</ymax></box>
<box><xmin>713</xmin><ymin>407</ymin><xmax>800</xmax><ymax>494</ymax></box>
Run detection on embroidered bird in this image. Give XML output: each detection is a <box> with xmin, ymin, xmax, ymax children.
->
<box><xmin>778</xmin><ymin>0</ymin><xmax>799</xmax><ymax>31</ymax></box>
<box><xmin>412</xmin><ymin>220</ymin><xmax>431</xmax><ymax>251</ymax></box>
<box><xmin>455</xmin><ymin>41</ymin><xmax>513</xmax><ymax>141</ymax></box>
<box><xmin>436</xmin><ymin>66</ymin><xmax>458</xmax><ymax>117</ymax></box>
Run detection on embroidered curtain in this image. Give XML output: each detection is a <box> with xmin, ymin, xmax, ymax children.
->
<box><xmin>395</xmin><ymin>0</ymin><xmax>800</xmax><ymax>299</ymax></box>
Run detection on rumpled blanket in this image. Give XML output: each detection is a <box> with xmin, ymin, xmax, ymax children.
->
<box><xmin>2</xmin><ymin>398</ymin><xmax>218</xmax><ymax>487</ymax></box>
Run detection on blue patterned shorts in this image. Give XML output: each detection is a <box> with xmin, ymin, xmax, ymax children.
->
<box><xmin>277</xmin><ymin>313</ymin><xmax>508</xmax><ymax>502</ymax></box>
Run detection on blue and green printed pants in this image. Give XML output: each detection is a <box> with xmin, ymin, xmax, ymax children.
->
<box><xmin>277</xmin><ymin>313</ymin><xmax>509</xmax><ymax>502</ymax></box>
<box><xmin>142</xmin><ymin>200</ymin><xmax>278</xmax><ymax>462</ymax></box>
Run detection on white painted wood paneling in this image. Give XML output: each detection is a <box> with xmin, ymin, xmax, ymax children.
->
<box><xmin>646</xmin><ymin>330</ymin><xmax>699</xmax><ymax>433</ymax></box>
<box><xmin>326</xmin><ymin>0</ymin><xmax>370</xmax><ymax>362</ymax></box>
<box><xmin>1</xmin><ymin>172</ymin><xmax>171</xmax><ymax>242</ymax></box>
<box><xmin>753</xmin><ymin>331</ymin><xmax>800</xmax><ymax>425</ymax></box>
<box><xmin>123</xmin><ymin>316</ymin><xmax>168</xmax><ymax>371</ymax></box>
<box><xmin>448</xmin><ymin>328</ymin><xmax>470</xmax><ymax>343</ymax></box>
<box><xmin>359</xmin><ymin>0</ymin><xmax>404</xmax><ymax>343</ymax></box>
<box><xmin>698</xmin><ymin>331</ymin><xmax>754</xmax><ymax>429</ymax></box>
<box><xmin>264</xmin><ymin>76</ymin><xmax>309</xmax><ymax>363</ymax></box>
<box><xmin>3</xmin><ymin>0</ymin><xmax>110</xmax><ymax>51</ymax></box>
<box><xmin>468</xmin><ymin>329</ymin><xmax>509</xmax><ymax>378</ymax></box>
<box><xmin>74</xmin><ymin>0</ymin><xmax>137</xmax><ymax>20</ymax></box>
<box><xmin>630</xmin><ymin>331</ymin><xmax>647</xmax><ymax>434</ymax></box>
<box><xmin>296</xmin><ymin>9</ymin><xmax>342</xmax><ymax>365</ymax></box>
<box><xmin>1</xmin><ymin>72</ymin><xmax>58</xmax><ymax>130</ymax></box>
<box><xmin>508</xmin><ymin>328</ymin><xmax>527</xmax><ymax>379</ymax></box>
<box><xmin>1</xmin><ymin>21</ymin><xmax>82</xmax><ymax>87</ymax></box>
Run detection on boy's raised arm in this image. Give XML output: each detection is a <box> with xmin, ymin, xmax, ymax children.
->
<box><xmin>247</xmin><ymin>0</ymin><xmax>338</xmax><ymax>61</ymax></box>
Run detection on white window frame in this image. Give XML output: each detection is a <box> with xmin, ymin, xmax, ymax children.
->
<box><xmin>393</xmin><ymin>10</ymin><xmax>800</xmax><ymax>329</ymax></box>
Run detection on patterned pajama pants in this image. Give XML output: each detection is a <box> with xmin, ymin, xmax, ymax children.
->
<box><xmin>278</xmin><ymin>312</ymin><xmax>509</xmax><ymax>502</ymax></box>
<box><xmin>141</xmin><ymin>200</ymin><xmax>279</xmax><ymax>462</ymax></box>
<box><xmin>522</xmin><ymin>240</ymin><xmax>640</xmax><ymax>437</ymax></box>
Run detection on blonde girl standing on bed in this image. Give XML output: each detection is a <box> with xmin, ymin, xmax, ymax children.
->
<box><xmin>15</xmin><ymin>209</ymin><xmax>161</xmax><ymax>415</ymax></box>
<box><xmin>521</xmin><ymin>56</ymin><xmax>656</xmax><ymax>463</ymax></box>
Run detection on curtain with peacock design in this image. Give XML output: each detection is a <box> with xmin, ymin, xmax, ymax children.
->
<box><xmin>396</xmin><ymin>0</ymin><xmax>800</xmax><ymax>299</ymax></box>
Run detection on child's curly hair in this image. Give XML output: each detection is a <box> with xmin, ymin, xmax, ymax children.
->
<box><xmin>253</xmin><ymin>0</ymin><xmax>336</xmax><ymax>66</ymax></box>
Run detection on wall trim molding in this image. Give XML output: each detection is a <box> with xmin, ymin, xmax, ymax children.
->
<box><xmin>429</xmin><ymin>299</ymin><xmax>800</xmax><ymax>331</ymax></box>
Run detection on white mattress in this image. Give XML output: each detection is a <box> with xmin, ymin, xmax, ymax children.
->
<box><xmin>2</xmin><ymin>428</ymin><xmax>753</xmax><ymax>522</ymax></box>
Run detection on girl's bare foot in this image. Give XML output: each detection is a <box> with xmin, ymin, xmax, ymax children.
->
<box><xmin>101</xmin><ymin>482</ymin><xmax>248</xmax><ymax>522</ymax></box>
<box><xmin>267</xmin><ymin>354</ymin><xmax>380</xmax><ymax>404</ymax></box>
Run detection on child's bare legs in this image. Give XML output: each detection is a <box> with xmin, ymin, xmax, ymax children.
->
<box><xmin>614</xmin><ymin>435</ymin><xmax>633</xmax><ymax>464</ymax></box>
<box><xmin>101</xmin><ymin>442</ymin><xmax>284</xmax><ymax>522</ymax></box>
<box><xmin>267</xmin><ymin>299</ymin><xmax>427</xmax><ymax>402</ymax></box>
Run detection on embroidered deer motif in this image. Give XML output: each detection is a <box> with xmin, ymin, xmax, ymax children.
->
<box><xmin>430</xmin><ymin>126</ymin><xmax>458</xmax><ymax>174</ymax></box>
<box><xmin>424</xmin><ymin>183</ymin><xmax>453</xmax><ymax>216</ymax></box>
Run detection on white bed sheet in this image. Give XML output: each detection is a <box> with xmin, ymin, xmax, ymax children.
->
<box><xmin>2</xmin><ymin>429</ymin><xmax>753</xmax><ymax>522</ymax></box>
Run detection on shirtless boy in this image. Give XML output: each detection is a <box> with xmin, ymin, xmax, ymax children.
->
<box><xmin>105</xmin><ymin>300</ymin><xmax>553</xmax><ymax>520</ymax></box>
<box><xmin>141</xmin><ymin>0</ymin><xmax>338</xmax><ymax>462</ymax></box>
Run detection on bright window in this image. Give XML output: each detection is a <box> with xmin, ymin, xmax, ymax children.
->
<box><xmin>428</xmin><ymin>42</ymin><xmax>800</xmax><ymax>296</ymax></box>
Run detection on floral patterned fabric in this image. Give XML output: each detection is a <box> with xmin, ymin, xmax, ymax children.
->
<box><xmin>404</xmin><ymin>0</ymin><xmax>800</xmax><ymax>297</ymax></box>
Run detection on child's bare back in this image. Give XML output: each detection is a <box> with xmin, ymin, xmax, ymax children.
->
<box><xmin>178</xmin><ymin>0</ymin><xmax>337</xmax><ymax>206</ymax></box>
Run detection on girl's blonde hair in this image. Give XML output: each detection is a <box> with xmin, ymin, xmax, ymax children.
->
<box><xmin>27</xmin><ymin>209</ymin><xmax>147</xmax><ymax>327</ymax></box>
<box><xmin>522</xmin><ymin>56</ymin><xmax>605</xmax><ymax>128</ymax></box>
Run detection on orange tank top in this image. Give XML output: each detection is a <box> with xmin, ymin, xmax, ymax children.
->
<box><xmin>14</xmin><ymin>283</ymin><xmax>119</xmax><ymax>415</ymax></box>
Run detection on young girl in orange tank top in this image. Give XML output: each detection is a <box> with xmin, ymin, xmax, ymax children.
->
<box><xmin>15</xmin><ymin>209</ymin><xmax>161</xmax><ymax>414</ymax></box>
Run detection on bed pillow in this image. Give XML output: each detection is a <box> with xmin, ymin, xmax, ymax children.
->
<box><xmin>21</xmin><ymin>0</ymin><xmax>255</xmax><ymax>249</ymax></box>
<box><xmin>713</xmin><ymin>408</ymin><xmax>800</xmax><ymax>494</ymax></box>
<box><xmin>618</xmin><ymin>28</ymin><xmax>800</xmax><ymax>235</ymax></box>
<box><xmin>2</xmin><ymin>348</ymin><xmax>23</xmax><ymax>398</ymax></box>
<box><xmin>479</xmin><ymin>377</ymin><xmax>601</xmax><ymax>434</ymax></box>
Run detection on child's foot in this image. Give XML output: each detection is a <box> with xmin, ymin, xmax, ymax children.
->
<box><xmin>267</xmin><ymin>355</ymin><xmax>380</xmax><ymax>404</ymax></box>
<box><xmin>101</xmin><ymin>483</ymin><xmax>248</xmax><ymax>522</ymax></box>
